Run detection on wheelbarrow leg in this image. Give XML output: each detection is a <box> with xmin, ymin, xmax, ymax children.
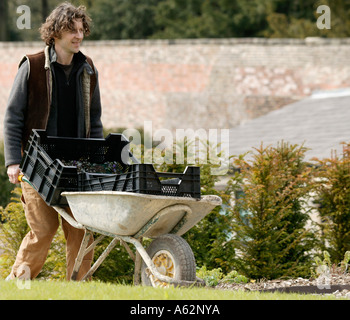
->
<box><xmin>119</xmin><ymin>237</ymin><xmax>142</xmax><ymax>285</ymax></box>
<box><xmin>82</xmin><ymin>237</ymin><xmax>120</xmax><ymax>281</ymax></box>
<box><xmin>71</xmin><ymin>229</ymin><xmax>93</xmax><ymax>281</ymax></box>
<box><xmin>133</xmin><ymin>238</ymin><xmax>143</xmax><ymax>286</ymax></box>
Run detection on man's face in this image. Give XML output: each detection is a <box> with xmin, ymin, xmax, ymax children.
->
<box><xmin>55</xmin><ymin>19</ymin><xmax>84</xmax><ymax>56</ymax></box>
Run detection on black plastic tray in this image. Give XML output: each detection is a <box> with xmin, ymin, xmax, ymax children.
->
<box><xmin>20</xmin><ymin>130</ymin><xmax>201</xmax><ymax>206</ymax></box>
<box><xmin>20</xmin><ymin>129</ymin><xmax>131</xmax><ymax>205</ymax></box>
<box><xmin>81</xmin><ymin>164</ymin><xmax>201</xmax><ymax>198</ymax></box>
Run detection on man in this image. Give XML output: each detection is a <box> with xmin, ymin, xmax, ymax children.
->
<box><xmin>4</xmin><ymin>2</ymin><xmax>103</xmax><ymax>280</ymax></box>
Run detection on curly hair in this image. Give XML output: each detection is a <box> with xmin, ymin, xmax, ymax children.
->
<box><xmin>39</xmin><ymin>2</ymin><xmax>92</xmax><ymax>45</ymax></box>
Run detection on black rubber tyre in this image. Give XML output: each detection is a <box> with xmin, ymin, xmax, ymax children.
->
<box><xmin>141</xmin><ymin>234</ymin><xmax>196</xmax><ymax>287</ymax></box>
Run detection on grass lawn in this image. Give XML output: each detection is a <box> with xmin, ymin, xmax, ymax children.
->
<box><xmin>0</xmin><ymin>280</ymin><xmax>342</xmax><ymax>300</ymax></box>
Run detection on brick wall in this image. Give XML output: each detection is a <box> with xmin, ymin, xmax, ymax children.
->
<box><xmin>0</xmin><ymin>38</ymin><xmax>350</xmax><ymax>136</ymax></box>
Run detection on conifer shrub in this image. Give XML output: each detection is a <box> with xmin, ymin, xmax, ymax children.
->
<box><xmin>0</xmin><ymin>142</ymin><xmax>15</xmax><ymax>210</ymax></box>
<box><xmin>0</xmin><ymin>188</ymin><xmax>66</xmax><ymax>280</ymax></box>
<box><xmin>155</xmin><ymin>139</ymin><xmax>235</xmax><ymax>273</ymax></box>
<box><xmin>0</xmin><ymin>188</ymin><xmax>29</xmax><ymax>278</ymax></box>
<box><xmin>227</xmin><ymin>142</ymin><xmax>318</xmax><ymax>280</ymax></box>
<box><xmin>313</xmin><ymin>142</ymin><xmax>350</xmax><ymax>263</ymax></box>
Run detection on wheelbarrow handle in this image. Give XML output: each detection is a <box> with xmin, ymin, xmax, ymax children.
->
<box><xmin>18</xmin><ymin>174</ymin><xmax>32</xmax><ymax>186</ymax></box>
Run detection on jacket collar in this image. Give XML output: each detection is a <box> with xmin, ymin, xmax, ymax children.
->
<box><xmin>45</xmin><ymin>45</ymin><xmax>94</xmax><ymax>75</ymax></box>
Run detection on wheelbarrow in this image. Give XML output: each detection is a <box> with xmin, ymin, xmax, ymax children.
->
<box><xmin>18</xmin><ymin>130</ymin><xmax>221</xmax><ymax>286</ymax></box>
<box><xmin>51</xmin><ymin>191</ymin><xmax>222</xmax><ymax>287</ymax></box>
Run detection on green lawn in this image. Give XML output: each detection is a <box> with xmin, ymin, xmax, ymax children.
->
<box><xmin>0</xmin><ymin>280</ymin><xmax>342</xmax><ymax>300</ymax></box>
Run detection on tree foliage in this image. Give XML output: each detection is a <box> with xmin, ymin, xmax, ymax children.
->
<box><xmin>88</xmin><ymin>0</ymin><xmax>161</xmax><ymax>40</ymax></box>
<box><xmin>0</xmin><ymin>143</ymin><xmax>15</xmax><ymax>210</ymax></box>
<box><xmin>227</xmin><ymin>142</ymin><xmax>318</xmax><ymax>280</ymax></box>
<box><xmin>153</xmin><ymin>138</ymin><xmax>235</xmax><ymax>273</ymax></box>
<box><xmin>313</xmin><ymin>143</ymin><xmax>350</xmax><ymax>264</ymax></box>
<box><xmin>0</xmin><ymin>188</ymin><xmax>66</xmax><ymax>280</ymax></box>
<box><xmin>2</xmin><ymin>0</ymin><xmax>349</xmax><ymax>41</ymax></box>
<box><xmin>0</xmin><ymin>188</ymin><xmax>29</xmax><ymax>279</ymax></box>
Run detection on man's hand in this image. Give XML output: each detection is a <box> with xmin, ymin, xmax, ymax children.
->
<box><xmin>7</xmin><ymin>164</ymin><xmax>20</xmax><ymax>184</ymax></box>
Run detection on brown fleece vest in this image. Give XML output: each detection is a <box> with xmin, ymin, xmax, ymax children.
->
<box><xmin>21</xmin><ymin>50</ymin><xmax>97</xmax><ymax>149</ymax></box>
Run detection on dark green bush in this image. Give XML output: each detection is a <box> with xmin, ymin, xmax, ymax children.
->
<box><xmin>0</xmin><ymin>188</ymin><xmax>66</xmax><ymax>280</ymax></box>
<box><xmin>313</xmin><ymin>142</ymin><xmax>350</xmax><ymax>263</ymax></box>
<box><xmin>0</xmin><ymin>142</ymin><xmax>15</xmax><ymax>211</ymax></box>
<box><xmin>227</xmin><ymin>142</ymin><xmax>318</xmax><ymax>279</ymax></box>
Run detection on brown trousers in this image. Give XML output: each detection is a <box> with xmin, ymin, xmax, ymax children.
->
<box><xmin>10</xmin><ymin>182</ymin><xmax>93</xmax><ymax>280</ymax></box>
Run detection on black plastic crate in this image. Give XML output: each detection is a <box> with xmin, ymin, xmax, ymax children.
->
<box><xmin>20</xmin><ymin>129</ymin><xmax>131</xmax><ymax>206</ymax></box>
<box><xmin>20</xmin><ymin>130</ymin><xmax>201</xmax><ymax>206</ymax></box>
<box><xmin>81</xmin><ymin>164</ymin><xmax>201</xmax><ymax>199</ymax></box>
<box><xmin>158</xmin><ymin>166</ymin><xmax>201</xmax><ymax>198</ymax></box>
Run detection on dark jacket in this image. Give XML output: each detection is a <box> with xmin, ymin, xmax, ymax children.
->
<box><xmin>3</xmin><ymin>46</ymin><xmax>103</xmax><ymax>167</ymax></box>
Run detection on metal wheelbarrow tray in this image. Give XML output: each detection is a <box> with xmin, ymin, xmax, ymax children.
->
<box><xmin>54</xmin><ymin>191</ymin><xmax>222</xmax><ymax>286</ymax></box>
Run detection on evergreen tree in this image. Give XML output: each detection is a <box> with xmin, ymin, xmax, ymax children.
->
<box><xmin>0</xmin><ymin>188</ymin><xmax>66</xmax><ymax>280</ymax></box>
<box><xmin>228</xmin><ymin>142</ymin><xmax>317</xmax><ymax>279</ymax></box>
<box><xmin>0</xmin><ymin>142</ymin><xmax>15</xmax><ymax>210</ymax></box>
<box><xmin>89</xmin><ymin>0</ymin><xmax>162</xmax><ymax>40</ymax></box>
<box><xmin>3</xmin><ymin>0</ymin><xmax>350</xmax><ymax>40</ymax></box>
<box><xmin>313</xmin><ymin>142</ymin><xmax>350</xmax><ymax>263</ymax></box>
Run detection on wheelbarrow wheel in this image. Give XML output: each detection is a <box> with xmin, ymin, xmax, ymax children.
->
<box><xmin>141</xmin><ymin>234</ymin><xmax>196</xmax><ymax>287</ymax></box>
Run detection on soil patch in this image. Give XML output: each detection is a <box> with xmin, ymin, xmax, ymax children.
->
<box><xmin>215</xmin><ymin>273</ymin><xmax>350</xmax><ymax>298</ymax></box>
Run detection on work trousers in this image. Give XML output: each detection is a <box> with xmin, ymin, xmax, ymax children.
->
<box><xmin>10</xmin><ymin>182</ymin><xmax>93</xmax><ymax>280</ymax></box>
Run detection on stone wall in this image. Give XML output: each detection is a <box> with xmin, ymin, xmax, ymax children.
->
<box><xmin>0</xmin><ymin>38</ymin><xmax>350</xmax><ymax>135</ymax></box>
